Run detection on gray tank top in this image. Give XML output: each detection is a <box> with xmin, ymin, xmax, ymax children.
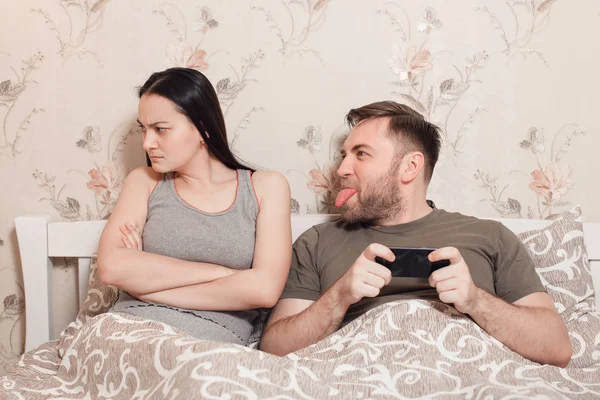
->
<box><xmin>111</xmin><ymin>169</ymin><xmax>260</xmax><ymax>344</ymax></box>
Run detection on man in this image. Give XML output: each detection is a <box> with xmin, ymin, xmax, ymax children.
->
<box><xmin>260</xmin><ymin>101</ymin><xmax>572</xmax><ymax>367</ymax></box>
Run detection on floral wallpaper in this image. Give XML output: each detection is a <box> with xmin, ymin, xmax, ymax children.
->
<box><xmin>0</xmin><ymin>0</ymin><xmax>598</xmax><ymax>372</ymax></box>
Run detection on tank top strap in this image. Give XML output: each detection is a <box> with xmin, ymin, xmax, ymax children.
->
<box><xmin>237</xmin><ymin>169</ymin><xmax>260</xmax><ymax>216</ymax></box>
<box><xmin>147</xmin><ymin>172</ymin><xmax>170</xmax><ymax>205</ymax></box>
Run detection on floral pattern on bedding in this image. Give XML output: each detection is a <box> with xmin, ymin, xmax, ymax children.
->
<box><xmin>517</xmin><ymin>206</ymin><xmax>594</xmax><ymax>321</ymax></box>
<box><xmin>1</xmin><ymin>298</ymin><xmax>599</xmax><ymax>399</ymax></box>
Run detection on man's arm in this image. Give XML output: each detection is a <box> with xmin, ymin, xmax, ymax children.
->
<box><xmin>469</xmin><ymin>290</ymin><xmax>571</xmax><ymax>367</ymax></box>
<box><xmin>429</xmin><ymin>247</ymin><xmax>572</xmax><ymax>367</ymax></box>
<box><xmin>260</xmin><ymin>244</ymin><xmax>394</xmax><ymax>356</ymax></box>
<box><xmin>260</xmin><ymin>293</ymin><xmax>345</xmax><ymax>355</ymax></box>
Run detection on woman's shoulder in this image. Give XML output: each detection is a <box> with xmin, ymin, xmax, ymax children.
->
<box><xmin>124</xmin><ymin>166</ymin><xmax>163</xmax><ymax>194</ymax></box>
<box><xmin>250</xmin><ymin>170</ymin><xmax>290</xmax><ymax>204</ymax></box>
<box><xmin>126</xmin><ymin>166</ymin><xmax>162</xmax><ymax>182</ymax></box>
<box><xmin>251</xmin><ymin>170</ymin><xmax>289</xmax><ymax>190</ymax></box>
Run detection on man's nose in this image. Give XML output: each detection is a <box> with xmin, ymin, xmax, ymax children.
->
<box><xmin>337</xmin><ymin>156</ymin><xmax>352</xmax><ymax>178</ymax></box>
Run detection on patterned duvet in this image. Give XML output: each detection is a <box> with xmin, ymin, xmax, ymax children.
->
<box><xmin>2</xmin><ymin>296</ymin><xmax>599</xmax><ymax>399</ymax></box>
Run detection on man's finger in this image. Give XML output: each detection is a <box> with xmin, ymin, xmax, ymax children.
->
<box><xmin>361</xmin><ymin>272</ymin><xmax>386</xmax><ymax>289</ymax></box>
<box><xmin>361</xmin><ymin>284</ymin><xmax>380</xmax><ymax>298</ymax></box>
<box><xmin>438</xmin><ymin>289</ymin><xmax>458</xmax><ymax>305</ymax></box>
<box><xmin>429</xmin><ymin>264</ymin><xmax>459</xmax><ymax>287</ymax></box>
<box><xmin>363</xmin><ymin>243</ymin><xmax>395</xmax><ymax>263</ymax></box>
<box><xmin>366</xmin><ymin>262</ymin><xmax>393</xmax><ymax>285</ymax></box>
<box><xmin>433</xmin><ymin>278</ymin><xmax>459</xmax><ymax>293</ymax></box>
<box><xmin>429</xmin><ymin>247</ymin><xmax>462</xmax><ymax>264</ymax></box>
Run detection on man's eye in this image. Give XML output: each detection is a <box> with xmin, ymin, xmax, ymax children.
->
<box><xmin>156</xmin><ymin>127</ymin><xmax>167</xmax><ymax>132</ymax></box>
<box><xmin>357</xmin><ymin>151</ymin><xmax>368</xmax><ymax>157</ymax></box>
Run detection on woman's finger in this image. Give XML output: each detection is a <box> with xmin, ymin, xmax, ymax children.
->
<box><xmin>121</xmin><ymin>233</ymin><xmax>133</xmax><ymax>249</ymax></box>
<box><xmin>120</xmin><ymin>224</ymin><xmax>139</xmax><ymax>250</ymax></box>
<box><xmin>125</xmin><ymin>222</ymin><xmax>143</xmax><ymax>250</ymax></box>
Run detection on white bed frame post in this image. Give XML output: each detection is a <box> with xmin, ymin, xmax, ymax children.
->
<box><xmin>15</xmin><ymin>216</ymin><xmax>106</xmax><ymax>352</ymax></box>
<box><xmin>14</xmin><ymin>216</ymin><xmax>54</xmax><ymax>353</ymax></box>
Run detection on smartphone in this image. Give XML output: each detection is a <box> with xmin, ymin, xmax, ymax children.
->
<box><xmin>375</xmin><ymin>247</ymin><xmax>450</xmax><ymax>278</ymax></box>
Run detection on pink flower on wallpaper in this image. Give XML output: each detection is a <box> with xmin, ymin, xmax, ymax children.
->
<box><xmin>165</xmin><ymin>44</ymin><xmax>209</xmax><ymax>71</ymax></box>
<box><xmin>87</xmin><ymin>162</ymin><xmax>125</xmax><ymax>205</ymax></box>
<box><xmin>307</xmin><ymin>163</ymin><xmax>342</xmax><ymax>198</ymax></box>
<box><xmin>529</xmin><ymin>163</ymin><xmax>573</xmax><ymax>203</ymax></box>
<box><xmin>186</xmin><ymin>49</ymin><xmax>209</xmax><ymax>70</ymax></box>
<box><xmin>388</xmin><ymin>44</ymin><xmax>433</xmax><ymax>81</ymax></box>
<box><xmin>307</xmin><ymin>168</ymin><xmax>329</xmax><ymax>195</ymax></box>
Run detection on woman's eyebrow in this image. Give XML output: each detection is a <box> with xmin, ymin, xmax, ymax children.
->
<box><xmin>136</xmin><ymin>120</ymin><xmax>169</xmax><ymax>126</ymax></box>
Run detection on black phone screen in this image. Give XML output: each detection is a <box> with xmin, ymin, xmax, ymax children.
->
<box><xmin>375</xmin><ymin>247</ymin><xmax>450</xmax><ymax>278</ymax></box>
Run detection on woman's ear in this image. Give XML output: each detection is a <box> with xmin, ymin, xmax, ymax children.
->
<box><xmin>400</xmin><ymin>152</ymin><xmax>425</xmax><ymax>184</ymax></box>
<box><xmin>198</xmin><ymin>120</ymin><xmax>210</xmax><ymax>139</ymax></box>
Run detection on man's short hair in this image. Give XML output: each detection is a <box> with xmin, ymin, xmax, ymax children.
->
<box><xmin>346</xmin><ymin>101</ymin><xmax>442</xmax><ymax>182</ymax></box>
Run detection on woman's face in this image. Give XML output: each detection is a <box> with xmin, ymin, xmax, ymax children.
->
<box><xmin>138</xmin><ymin>94</ymin><xmax>204</xmax><ymax>173</ymax></box>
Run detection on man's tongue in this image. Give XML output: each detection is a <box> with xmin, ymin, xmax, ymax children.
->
<box><xmin>335</xmin><ymin>188</ymin><xmax>357</xmax><ymax>207</ymax></box>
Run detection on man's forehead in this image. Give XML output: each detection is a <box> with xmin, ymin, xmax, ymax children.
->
<box><xmin>343</xmin><ymin>118</ymin><xmax>391</xmax><ymax>149</ymax></box>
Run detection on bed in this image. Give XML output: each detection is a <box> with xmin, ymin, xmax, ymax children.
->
<box><xmin>2</xmin><ymin>206</ymin><xmax>600</xmax><ymax>399</ymax></box>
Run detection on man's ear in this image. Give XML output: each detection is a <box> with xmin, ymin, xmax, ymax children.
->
<box><xmin>399</xmin><ymin>152</ymin><xmax>425</xmax><ymax>184</ymax></box>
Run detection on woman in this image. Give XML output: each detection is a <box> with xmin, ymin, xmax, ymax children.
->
<box><xmin>97</xmin><ymin>68</ymin><xmax>292</xmax><ymax>346</ymax></box>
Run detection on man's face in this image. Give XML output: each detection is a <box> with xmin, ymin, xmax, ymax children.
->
<box><xmin>336</xmin><ymin>118</ymin><xmax>406</xmax><ymax>224</ymax></box>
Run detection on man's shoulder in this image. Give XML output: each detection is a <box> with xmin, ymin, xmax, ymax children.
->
<box><xmin>435</xmin><ymin>209</ymin><xmax>504</xmax><ymax>235</ymax></box>
<box><xmin>431</xmin><ymin>210</ymin><xmax>512</xmax><ymax>243</ymax></box>
<box><xmin>295</xmin><ymin>217</ymin><xmax>365</xmax><ymax>244</ymax></box>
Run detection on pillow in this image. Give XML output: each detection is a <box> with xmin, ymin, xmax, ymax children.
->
<box><xmin>517</xmin><ymin>206</ymin><xmax>595</xmax><ymax>322</ymax></box>
<box><xmin>75</xmin><ymin>255</ymin><xmax>118</xmax><ymax>323</ymax></box>
<box><xmin>58</xmin><ymin>255</ymin><xmax>118</xmax><ymax>355</ymax></box>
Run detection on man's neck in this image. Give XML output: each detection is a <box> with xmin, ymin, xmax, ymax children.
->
<box><xmin>376</xmin><ymin>199</ymin><xmax>433</xmax><ymax>226</ymax></box>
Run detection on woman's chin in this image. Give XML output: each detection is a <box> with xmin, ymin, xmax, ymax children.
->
<box><xmin>150</xmin><ymin>164</ymin><xmax>169</xmax><ymax>173</ymax></box>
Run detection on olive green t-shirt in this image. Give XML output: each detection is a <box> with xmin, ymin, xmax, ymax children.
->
<box><xmin>281</xmin><ymin>208</ymin><xmax>545</xmax><ymax>325</ymax></box>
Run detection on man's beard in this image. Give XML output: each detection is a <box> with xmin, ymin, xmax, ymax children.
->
<box><xmin>340</xmin><ymin>161</ymin><xmax>406</xmax><ymax>225</ymax></box>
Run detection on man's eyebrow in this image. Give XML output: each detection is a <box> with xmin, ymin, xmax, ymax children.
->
<box><xmin>350</xmin><ymin>143</ymin><xmax>375</xmax><ymax>152</ymax></box>
<box><xmin>340</xmin><ymin>143</ymin><xmax>375</xmax><ymax>155</ymax></box>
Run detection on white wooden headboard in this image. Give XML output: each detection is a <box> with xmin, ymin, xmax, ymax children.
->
<box><xmin>14</xmin><ymin>215</ymin><xmax>600</xmax><ymax>352</ymax></box>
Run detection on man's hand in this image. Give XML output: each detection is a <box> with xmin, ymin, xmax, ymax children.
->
<box><xmin>428</xmin><ymin>247</ymin><xmax>479</xmax><ymax>314</ymax></box>
<box><xmin>261</xmin><ymin>243</ymin><xmax>394</xmax><ymax>356</ymax></box>
<box><xmin>332</xmin><ymin>243</ymin><xmax>394</xmax><ymax>307</ymax></box>
<box><xmin>120</xmin><ymin>221</ymin><xmax>143</xmax><ymax>251</ymax></box>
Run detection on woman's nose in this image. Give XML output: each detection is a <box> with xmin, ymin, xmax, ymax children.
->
<box><xmin>142</xmin><ymin>131</ymin><xmax>157</xmax><ymax>151</ymax></box>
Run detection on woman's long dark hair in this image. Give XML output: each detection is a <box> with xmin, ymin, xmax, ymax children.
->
<box><xmin>138</xmin><ymin>68</ymin><xmax>252</xmax><ymax>171</ymax></box>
